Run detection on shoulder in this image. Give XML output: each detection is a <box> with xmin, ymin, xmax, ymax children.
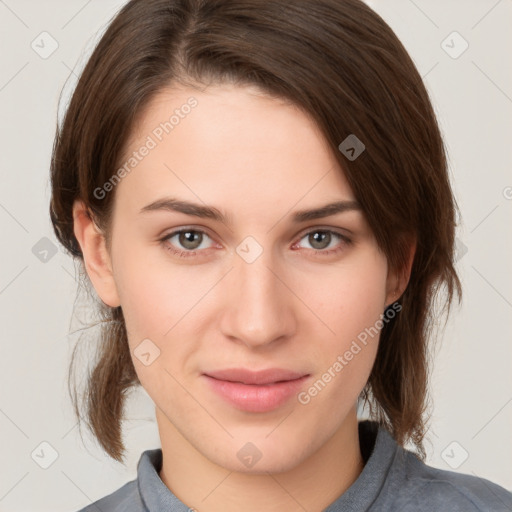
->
<box><xmin>390</xmin><ymin>449</ymin><xmax>512</xmax><ymax>512</ymax></box>
<box><xmin>73</xmin><ymin>479</ymin><xmax>144</xmax><ymax>512</ymax></box>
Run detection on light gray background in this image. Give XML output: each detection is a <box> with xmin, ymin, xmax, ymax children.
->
<box><xmin>0</xmin><ymin>1</ymin><xmax>511</xmax><ymax>511</ymax></box>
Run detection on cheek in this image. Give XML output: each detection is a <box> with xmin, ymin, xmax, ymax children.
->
<box><xmin>296</xmin><ymin>253</ymin><xmax>388</xmax><ymax>391</ymax></box>
<box><xmin>292</xmin><ymin>279</ymin><xmax>387</xmax><ymax>431</ymax></box>
<box><xmin>111</xmin><ymin>239</ymin><xmax>222</xmax><ymax>398</ymax></box>
<box><xmin>111</xmin><ymin>245</ymin><xmax>201</xmax><ymax>392</ymax></box>
<box><xmin>301</xmin><ymin>252</ymin><xmax>389</xmax><ymax>343</ymax></box>
<box><xmin>112</xmin><ymin>238</ymin><xmax>207</xmax><ymax>337</ymax></box>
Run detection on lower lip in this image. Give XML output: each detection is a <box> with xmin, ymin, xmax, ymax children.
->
<box><xmin>203</xmin><ymin>375</ymin><xmax>310</xmax><ymax>413</ymax></box>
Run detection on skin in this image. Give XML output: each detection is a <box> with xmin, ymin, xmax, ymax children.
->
<box><xmin>73</xmin><ymin>83</ymin><xmax>413</xmax><ymax>512</ymax></box>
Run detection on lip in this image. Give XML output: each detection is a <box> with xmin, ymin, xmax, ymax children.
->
<box><xmin>202</xmin><ymin>368</ymin><xmax>310</xmax><ymax>413</ymax></box>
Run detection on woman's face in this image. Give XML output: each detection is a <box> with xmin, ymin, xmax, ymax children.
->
<box><xmin>101</xmin><ymin>84</ymin><xmax>398</xmax><ymax>473</ymax></box>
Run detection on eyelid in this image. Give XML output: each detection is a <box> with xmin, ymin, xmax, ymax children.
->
<box><xmin>292</xmin><ymin>228</ymin><xmax>353</xmax><ymax>255</ymax></box>
<box><xmin>295</xmin><ymin>224</ymin><xmax>353</xmax><ymax>240</ymax></box>
<box><xmin>160</xmin><ymin>226</ymin><xmax>218</xmax><ymax>249</ymax></box>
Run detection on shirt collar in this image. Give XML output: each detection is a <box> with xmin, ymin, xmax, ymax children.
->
<box><xmin>324</xmin><ymin>420</ymin><xmax>401</xmax><ymax>511</ymax></box>
<box><xmin>138</xmin><ymin>448</ymin><xmax>190</xmax><ymax>511</ymax></box>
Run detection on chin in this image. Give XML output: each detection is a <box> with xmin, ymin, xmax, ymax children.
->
<box><xmin>207</xmin><ymin>436</ymin><xmax>313</xmax><ymax>475</ymax></box>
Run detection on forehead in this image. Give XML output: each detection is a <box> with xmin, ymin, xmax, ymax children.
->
<box><xmin>115</xmin><ymin>84</ymin><xmax>355</xmax><ymax>215</ymax></box>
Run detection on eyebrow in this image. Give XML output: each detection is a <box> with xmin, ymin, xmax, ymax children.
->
<box><xmin>140</xmin><ymin>197</ymin><xmax>362</xmax><ymax>224</ymax></box>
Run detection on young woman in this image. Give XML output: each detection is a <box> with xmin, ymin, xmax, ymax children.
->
<box><xmin>49</xmin><ymin>0</ymin><xmax>512</xmax><ymax>510</ymax></box>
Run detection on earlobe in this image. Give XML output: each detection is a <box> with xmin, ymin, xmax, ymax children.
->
<box><xmin>72</xmin><ymin>200</ymin><xmax>120</xmax><ymax>308</ymax></box>
<box><xmin>385</xmin><ymin>239</ymin><xmax>416</xmax><ymax>307</ymax></box>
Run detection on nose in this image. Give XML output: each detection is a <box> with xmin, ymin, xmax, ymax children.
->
<box><xmin>219</xmin><ymin>249</ymin><xmax>297</xmax><ymax>349</ymax></box>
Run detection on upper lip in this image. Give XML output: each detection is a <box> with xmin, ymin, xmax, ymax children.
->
<box><xmin>204</xmin><ymin>368</ymin><xmax>309</xmax><ymax>385</ymax></box>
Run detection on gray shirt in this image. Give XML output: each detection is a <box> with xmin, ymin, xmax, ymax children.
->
<box><xmin>76</xmin><ymin>420</ymin><xmax>512</xmax><ymax>511</ymax></box>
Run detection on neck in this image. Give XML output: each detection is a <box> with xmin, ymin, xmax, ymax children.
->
<box><xmin>157</xmin><ymin>408</ymin><xmax>364</xmax><ymax>512</ymax></box>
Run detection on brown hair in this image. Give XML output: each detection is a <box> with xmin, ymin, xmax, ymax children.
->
<box><xmin>50</xmin><ymin>0</ymin><xmax>462</xmax><ymax>463</ymax></box>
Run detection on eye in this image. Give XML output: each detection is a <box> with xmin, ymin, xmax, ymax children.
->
<box><xmin>160</xmin><ymin>228</ymin><xmax>215</xmax><ymax>258</ymax></box>
<box><xmin>293</xmin><ymin>229</ymin><xmax>352</xmax><ymax>256</ymax></box>
<box><xmin>160</xmin><ymin>227</ymin><xmax>352</xmax><ymax>259</ymax></box>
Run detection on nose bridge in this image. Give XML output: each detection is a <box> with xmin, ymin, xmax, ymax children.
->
<box><xmin>219</xmin><ymin>244</ymin><xmax>295</xmax><ymax>347</ymax></box>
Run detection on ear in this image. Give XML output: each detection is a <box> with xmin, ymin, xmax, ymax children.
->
<box><xmin>385</xmin><ymin>238</ymin><xmax>416</xmax><ymax>307</ymax></box>
<box><xmin>72</xmin><ymin>200</ymin><xmax>120</xmax><ymax>308</ymax></box>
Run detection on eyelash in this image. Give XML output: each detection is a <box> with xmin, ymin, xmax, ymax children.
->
<box><xmin>159</xmin><ymin>227</ymin><xmax>353</xmax><ymax>259</ymax></box>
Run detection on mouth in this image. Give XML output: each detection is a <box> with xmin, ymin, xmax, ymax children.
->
<box><xmin>202</xmin><ymin>368</ymin><xmax>310</xmax><ymax>413</ymax></box>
